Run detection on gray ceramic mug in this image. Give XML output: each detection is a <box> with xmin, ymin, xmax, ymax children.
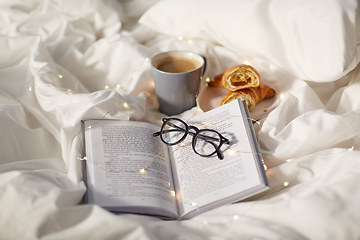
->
<box><xmin>151</xmin><ymin>51</ymin><xmax>206</xmax><ymax>115</ymax></box>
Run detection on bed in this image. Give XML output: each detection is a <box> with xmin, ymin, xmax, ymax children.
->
<box><xmin>1</xmin><ymin>0</ymin><xmax>360</xmax><ymax>239</ymax></box>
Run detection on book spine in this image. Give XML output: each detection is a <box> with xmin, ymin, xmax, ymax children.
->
<box><xmin>81</xmin><ymin>120</ymin><xmax>89</xmax><ymax>204</ymax></box>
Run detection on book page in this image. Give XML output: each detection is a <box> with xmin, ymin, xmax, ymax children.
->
<box><xmin>169</xmin><ymin>100</ymin><xmax>266</xmax><ymax>218</ymax></box>
<box><xmin>84</xmin><ymin>120</ymin><xmax>178</xmax><ymax>218</ymax></box>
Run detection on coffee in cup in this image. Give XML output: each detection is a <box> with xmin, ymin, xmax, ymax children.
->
<box><xmin>151</xmin><ymin>51</ymin><xmax>206</xmax><ymax>115</ymax></box>
<box><xmin>155</xmin><ymin>56</ymin><xmax>201</xmax><ymax>73</ymax></box>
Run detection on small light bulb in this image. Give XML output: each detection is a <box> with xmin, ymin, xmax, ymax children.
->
<box><xmin>28</xmin><ymin>87</ymin><xmax>32</xmax><ymax>91</ymax></box>
<box><xmin>139</xmin><ymin>168</ymin><xmax>146</xmax><ymax>173</ymax></box>
<box><xmin>104</xmin><ymin>85</ymin><xmax>109</xmax><ymax>89</ymax></box>
<box><xmin>201</xmin><ymin>121</ymin><xmax>210</xmax><ymax>127</ymax></box>
<box><xmin>145</xmin><ymin>58</ymin><xmax>150</xmax><ymax>62</ymax></box>
<box><xmin>87</xmin><ymin>126</ymin><xmax>92</xmax><ymax>129</ymax></box>
<box><xmin>280</xmin><ymin>94</ymin><xmax>284</xmax><ymax>100</ymax></box>
<box><xmin>348</xmin><ymin>146</ymin><xmax>354</xmax><ymax>151</ymax></box>
<box><xmin>243</xmin><ymin>61</ymin><xmax>250</xmax><ymax>65</ymax></box>
<box><xmin>263</xmin><ymin>164</ymin><xmax>268</xmax><ymax>171</ymax></box>
<box><xmin>123</xmin><ymin>102</ymin><xmax>129</xmax><ymax>108</ymax></box>
<box><xmin>178</xmin><ymin>36</ymin><xmax>183</xmax><ymax>40</ymax></box>
<box><xmin>116</xmin><ymin>84</ymin><xmax>120</xmax><ymax>88</ymax></box>
<box><xmin>191</xmin><ymin>202</ymin><xmax>197</xmax><ymax>207</ymax></box>
<box><xmin>229</xmin><ymin>149</ymin><xmax>235</xmax><ymax>156</ymax></box>
<box><xmin>233</xmin><ymin>215</ymin><xmax>239</xmax><ymax>220</ymax></box>
<box><xmin>286</xmin><ymin>158</ymin><xmax>293</xmax><ymax>162</ymax></box>
<box><xmin>58</xmin><ymin>74</ymin><xmax>63</xmax><ymax>79</ymax></box>
<box><xmin>283</xmin><ymin>182</ymin><xmax>289</xmax><ymax>187</ymax></box>
<box><xmin>171</xmin><ymin>191</ymin><xmax>176</xmax><ymax>197</ymax></box>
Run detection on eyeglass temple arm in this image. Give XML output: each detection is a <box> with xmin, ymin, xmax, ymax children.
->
<box><xmin>215</xmin><ymin>147</ymin><xmax>224</xmax><ymax>159</ymax></box>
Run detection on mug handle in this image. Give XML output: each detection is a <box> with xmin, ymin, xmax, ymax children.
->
<box><xmin>201</xmin><ymin>55</ymin><xmax>207</xmax><ymax>77</ymax></box>
<box><xmin>195</xmin><ymin>55</ymin><xmax>207</xmax><ymax>98</ymax></box>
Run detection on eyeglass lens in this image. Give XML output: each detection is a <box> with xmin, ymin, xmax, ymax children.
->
<box><xmin>194</xmin><ymin>130</ymin><xmax>221</xmax><ymax>156</ymax></box>
<box><xmin>161</xmin><ymin>119</ymin><xmax>187</xmax><ymax>144</ymax></box>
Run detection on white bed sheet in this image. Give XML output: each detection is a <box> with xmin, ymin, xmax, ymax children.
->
<box><xmin>0</xmin><ymin>0</ymin><xmax>360</xmax><ymax>239</ymax></box>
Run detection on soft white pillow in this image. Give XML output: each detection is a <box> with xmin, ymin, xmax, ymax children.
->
<box><xmin>139</xmin><ymin>0</ymin><xmax>360</xmax><ymax>82</ymax></box>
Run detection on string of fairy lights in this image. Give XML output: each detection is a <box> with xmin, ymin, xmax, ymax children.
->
<box><xmin>25</xmin><ymin>35</ymin><xmax>358</xmax><ymax>221</ymax></box>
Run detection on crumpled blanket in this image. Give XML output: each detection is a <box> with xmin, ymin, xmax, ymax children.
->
<box><xmin>0</xmin><ymin>0</ymin><xmax>360</xmax><ymax>239</ymax></box>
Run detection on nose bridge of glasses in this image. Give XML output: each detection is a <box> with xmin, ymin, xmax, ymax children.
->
<box><xmin>188</xmin><ymin>125</ymin><xmax>199</xmax><ymax>132</ymax></box>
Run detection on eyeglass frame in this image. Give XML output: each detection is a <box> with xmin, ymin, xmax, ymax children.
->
<box><xmin>153</xmin><ymin>117</ymin><xmax>230</xmax><ymax>159</ymax></box>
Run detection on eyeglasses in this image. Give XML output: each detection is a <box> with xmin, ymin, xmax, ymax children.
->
<box><xmin>153</xmin><ymin>118</ymin><xmax>230</xmax><ymax>159</ymax></box>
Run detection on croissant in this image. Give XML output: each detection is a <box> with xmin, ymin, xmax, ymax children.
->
<box><xmin>221</xmin><ymin>84</ymin><xmax>275</xmax><ymax>111</ymax></box>
<box><xmin>207</xmin><ymin>72</ymin><xmax>224</xmax><ymax>87</ymax></box>
<box><xmin>208</xmin><ymin>64</ymin><xmax>261</xmax><ymax>91</ymax></box>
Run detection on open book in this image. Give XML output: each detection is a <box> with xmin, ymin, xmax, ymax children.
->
<box><xmin>82</xmin><ymin>100</ymin><xmax>269</xmax><ymax>220</ymax></box>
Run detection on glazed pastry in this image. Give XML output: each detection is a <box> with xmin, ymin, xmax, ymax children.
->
<box><xmin>208</xmin><ymin>64</ymin><xmax>260</xmax><ymax>91</ymax></box>
<box><xmin>221</xmin><ymin>84</ymin><xmax>275</xmax><ymax>111</ymax></box>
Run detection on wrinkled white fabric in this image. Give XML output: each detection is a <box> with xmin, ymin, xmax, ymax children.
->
<box><xmin>140</xmin><ymin>0</ymin><xmax>360</xmax><ymax>82</ymax></box>
<box><xmin>0</xmin><ymin>0</ymin><xmax>360</xmax><ymax>240</ymax></box>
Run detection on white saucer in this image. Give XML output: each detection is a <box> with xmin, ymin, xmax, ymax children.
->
<box><xmin>197</xmin><ymin>85</ymin><xmax>280</xmax><ymax>120</ymax></box>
